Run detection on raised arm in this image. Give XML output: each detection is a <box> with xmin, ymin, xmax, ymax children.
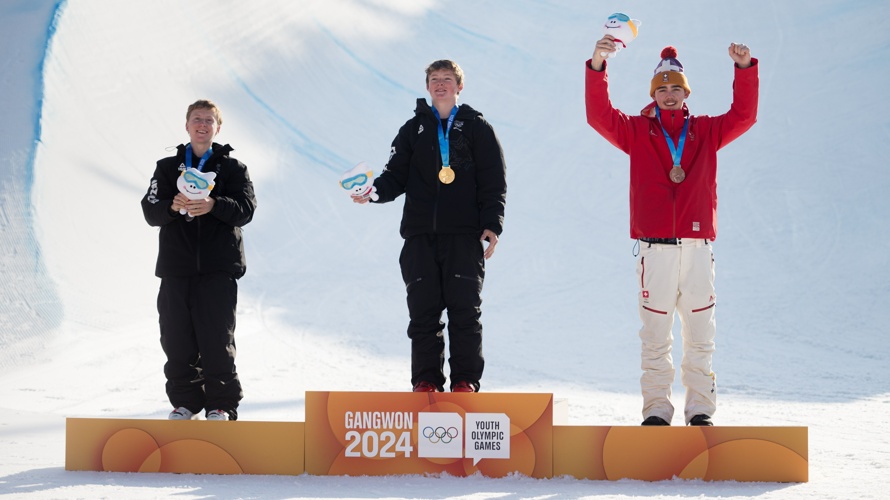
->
<box><xmin>590</xmin><ymin>35</ymin><xmax>617</xmax><ymax>71</ymax></box>
<box><xmin>728</xmin><ymin>42</ymin><xmax>752</xmax><ymax>68</ymax></box>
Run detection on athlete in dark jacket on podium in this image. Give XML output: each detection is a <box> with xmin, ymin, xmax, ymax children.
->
<box><xmin>352</xmin><ymin>60</ymin><xmax>507</xmax><ymax>394</ymax></box>
<box><xmin>141</xmin><ymin>99</ymin><xmax>257</xmax><ymax>421</ymax></box>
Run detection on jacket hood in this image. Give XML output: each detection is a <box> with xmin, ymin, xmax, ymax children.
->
<box><xmin>640</xmin><ymin>101</ymin><xmax>689</xmax><ymax>119</ymax></box>
<box><xmin>176</xmin><ymin>142</ymin><xmax>234</xmax><ymax>157</ymax></box>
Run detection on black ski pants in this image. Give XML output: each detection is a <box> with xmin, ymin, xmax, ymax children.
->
<box><xmin>400</xmin><ymin>233</ymin><xmax>485</xmax><ymax>391</ymax></box>
<box><xmin>157</xmin><ymin>272</ymin><xmax>243</xmax><ymax>419</ymax></box>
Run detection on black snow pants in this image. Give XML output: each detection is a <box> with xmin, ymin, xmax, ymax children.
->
<box><xmin>400</xmin><ymin>233</ymin><xmax>485</xmax><ymax>392</ymax></box>
<box><xmin>157</xmin><ymin>272</ymin><xmax>243</xmax><ymax>419</ymax></box>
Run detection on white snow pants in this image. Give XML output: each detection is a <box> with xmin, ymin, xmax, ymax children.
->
<box><xmin>636</xmin><ymin>238</ymin><xmax>717</xmax><ymax>424</ymax></box>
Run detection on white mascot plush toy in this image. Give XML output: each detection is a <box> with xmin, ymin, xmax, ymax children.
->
<box><xmin>340</xmin><ymin>161</ymin><xmax>378</xmax><ymax>201</ymax></box>
<box><xmin>601</xmin><ymin>12</ymin><xmax>641</xmax><ymax>58</ymax></box>
<box><xmin>176</xmin><ymin>167</ymin><xmax>216</xmax><ymax>217</ymax></box>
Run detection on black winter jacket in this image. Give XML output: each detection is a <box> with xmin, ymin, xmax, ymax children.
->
<box><xmin>373</xmin><ymin>99</ymin><xmax>506</xmax><ymax>238</ymax></box>
<box><xmin>141</xmin><ymin>143</ymin><xmax>256</xmax><ymax>279</ymax></box>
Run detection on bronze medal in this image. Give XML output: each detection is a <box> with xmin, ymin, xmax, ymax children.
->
<box><xmin>670</xmin><ymin>165</ymin><xmax>685</xmax><ymax>184</ymax></box>
<box><xmin>439</xmin><ymin>166</ymin><xmax>455</xmax><ymax>184</ymax></box>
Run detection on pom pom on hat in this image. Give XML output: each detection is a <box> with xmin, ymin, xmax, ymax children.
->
<box><xmin>650</xmin><ymin>46</ymin><xmax>691</xmax><ymax>97</ymax></box>
<box><xmin>653</xmin><ymin>46</ymin><xmax>685</xmax><ymax>75</ymax></box>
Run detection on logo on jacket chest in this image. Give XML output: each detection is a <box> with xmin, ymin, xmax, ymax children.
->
<box><xmin>420</xmin><ymin>121</ymin><xmax>464</xmax><ymax>133</ymax></box>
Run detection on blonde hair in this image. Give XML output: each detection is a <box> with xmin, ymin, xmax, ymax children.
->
<box><xmin>186</xmin><ymin>99</ymin><xmax>223</xmax><ymax>126</ymax></box>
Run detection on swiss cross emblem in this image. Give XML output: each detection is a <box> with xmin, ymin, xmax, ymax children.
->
<box><xmin>642</xmin><ymin>290</ymin><xmax>650</xmax><ymax>298</ymax></box>
<box><xmin>662</xmin><ymin>73</ymin><xmax>670</xmax><ymax>82</ymax></box>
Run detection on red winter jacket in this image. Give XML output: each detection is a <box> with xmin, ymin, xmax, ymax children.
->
<box><xmin>585</xmin><ymin>59</ymin><xmax>759</xmax><ymax>240</ymax></box>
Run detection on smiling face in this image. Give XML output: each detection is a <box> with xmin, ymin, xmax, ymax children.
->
<box><xmin>654</xmin><ymin>84</ymin><xmax>689</xmax><ymax>110</ymax></box>
<box><xmin>185</xmin><ymin>107</ymin><xmax>220</xmax><ymax>151</ymax></box>
<box><xmin>602</xmin><ymin>13</ymin><xmax>639</xmax><ymax>45</ymax></box>
<box><xmin>426</xmin><ymin>68</ymin><xmax>463</xmax><ymax>109</ymax></box>
<box><xmin>604</xmin><ymin>17</ymin><xmax>625</xmax><ymax>29</ymax></box>
<box><xmin>603</xmin><ymin>14</ymin><xmax>631</xmax><ymax>39</ymax></box>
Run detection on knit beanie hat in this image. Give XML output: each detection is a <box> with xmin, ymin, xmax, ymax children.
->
<box><xmin>649</xmin><ymin>46</ymin><xmax>691</xmax><ymax>98</ymax></box>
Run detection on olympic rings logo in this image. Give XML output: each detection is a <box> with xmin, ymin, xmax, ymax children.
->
<box><xmin>422</xmin><ymin>426</ymin><xmax>459</xmax><ymax>444</ymax></box>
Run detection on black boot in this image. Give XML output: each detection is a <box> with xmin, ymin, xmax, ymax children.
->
<box><xmin>641</xmin><ymin>416</ymin><xmax>670</xmax><ymax>426</ymax></box>
<box><xmin>689</xmin><ymin>414</ymin><xmax>713</xmax><ymax>426</ymax></box>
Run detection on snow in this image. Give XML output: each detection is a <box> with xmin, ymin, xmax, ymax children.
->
<box><xmin>1</xmin><ymin>0</ymin><xmax>888</xmax><ymax>498</ymax></box>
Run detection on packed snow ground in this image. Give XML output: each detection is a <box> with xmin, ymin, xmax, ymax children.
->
<box><xmin>1</xmin><ymin>1</ymin><xmax>888</xmax><ymax>499</ymax></box>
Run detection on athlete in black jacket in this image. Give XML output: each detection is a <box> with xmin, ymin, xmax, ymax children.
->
<box><xmin>141</xmin><ymin>100</ymin><xmax>257</xmax><ymax>421</ymax></box>
<box><xmin>353</xmin><ymin>60</ymin><xmax>507</xmax><ymax>393</ymax></box>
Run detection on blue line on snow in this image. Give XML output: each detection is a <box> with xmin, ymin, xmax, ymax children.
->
<box><xmin>25</xmin><ymin>0</ymin><xmax>67</xmax><ymax>273</ymax></box>
<box><xmin>26</xmin><ymin>0</ymin><xmax>67</xmax><ymax>197</ymax></box>
<box><xmin>313</xmin><ymin>18</ymin><xmax>417</xmax><ymax>97</ymax></box>
<box><xmin>225</xmin><ymin>68</ymin><xmax>348</xmax><ymax>174</ymax></box>
<box><xmin>427</xmin><ymin>10</ymin><xmax>497</xmax><ymax>44</ymax></box>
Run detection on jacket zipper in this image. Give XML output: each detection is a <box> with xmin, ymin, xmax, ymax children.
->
<box><xmin>672</xmin><ymin>188</ymin><xmax>677</xmax><ymax>238</ymax></box>
<box><xmin>432</xmin><ymin>141</ymin><xmax>440</xmax><ymax>233</ymax></box>
<box><xmin>454</xmin><ymin>273</ymin><xmax>480</xmax><ymax>283</ymax></box>
<box><xmin>406</xmin><ymin>277</ymin><xmax>422</xmax><ymax>292</ymax></box>
<box><xmin>196</xmin><ymin>217</ymin><xmax>202</xmax><ymax>273</ymax></box>
<box><xmin>669</xmin><ymin>110</ymin><xmax>678</xmax><ymax>239</ymax></box>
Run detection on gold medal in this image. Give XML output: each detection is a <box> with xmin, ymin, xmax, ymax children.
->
<box><xmin>670</xmin><ymin>165</ymin><xmax>685</xmax><ymax>184</ymax></box>
<box><xmin>439</xmin><ymin>166</ymin><xmax>455</xmax><ymax>184</ymax></box>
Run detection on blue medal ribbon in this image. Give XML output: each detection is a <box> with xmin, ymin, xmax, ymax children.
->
<box><xmin>185</xmin><ymin>144</ymin><xmax>213</xmax><ymax>171</ymax></box>
<box><xmin>182</xmin><ymin>144</ymin><xmax>213</xmax><ymax>222</ymax></box>
<box><xmin>655</xmin><ymin>107</ymin><xmax>689</xmax><ymax>168</ymax></box>
<box><xmin>432</xmin><ymin>105</ymin><xmax>458</xmax><ymax>168</ymax></box>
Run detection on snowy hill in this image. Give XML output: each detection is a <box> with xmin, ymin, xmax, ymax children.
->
<box><xmin>1</xmin><ymin>1</ymin><xmax>888</xmax><ymax>498</ymax></box>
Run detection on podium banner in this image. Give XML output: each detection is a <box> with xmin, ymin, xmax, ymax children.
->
<box><xmin>305</xmin><ymin>391</ymin><xmax>553</xmax><ymax>478</ymax></box>
<box><xmin>66</xmin><ymin>418</ymin><xmax>303</xmax><ymax>475</ymax></box>
<box><xmin>553</xmin><ymin>425</ymin><xmax>808</xmax><ymax>482</ymax></box>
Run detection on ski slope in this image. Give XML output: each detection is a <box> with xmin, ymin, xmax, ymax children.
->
<box><xmin>1</xmin><ymin>1</ymin><xmax>888</xmax><ymax>498</ymax></box>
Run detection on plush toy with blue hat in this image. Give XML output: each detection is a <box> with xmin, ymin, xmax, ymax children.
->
<box><xmin>601</xmin><ymin>13</ymin><xmax>642</xmax><ymax>58</ymax></box>
<box><xmin>340</xmin><ymin>161</ymin><xmax>378</xmax><ymax>201</ymax></box>
<box><xmin>176</xmin><ymin>167</ymin><xmax>216</xmax><ymax>217</ymax></box>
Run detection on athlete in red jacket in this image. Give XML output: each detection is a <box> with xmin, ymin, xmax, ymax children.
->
<box><xmin>586</xmin><ymin>37</ymin><xmax>758</xmax><ymax>426</ymax></box>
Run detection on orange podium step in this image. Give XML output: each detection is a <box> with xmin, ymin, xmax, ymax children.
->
<box><xmin>65</xmin><ymin>392</ymin><xmax>807</xmax><ymax>482</ymax></box>
<box><xmin>553</xmin><ymin>425</ymin><xmax>807</xmax><ymax>482</ymax></box>
<box><xmin>65</xmin><ymin>418</ymin><xmax>304</xmax><ymax>475</ymax></box>
<box><xmin>304</xmin><ymin>391</ymin><xmax>555</xmax><ymax>478</ymax></box>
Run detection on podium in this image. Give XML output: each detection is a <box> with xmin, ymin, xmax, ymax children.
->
<box><xmin>66</xmin><ymin>418</ymin><xmax>303</xmax><ymax>475</ymax></box>
<box><xmin>554</xmin><ymin>425</ymin><xmax>808</xmax><ymax>482</ymax></box>
<box><xmin>66</xmin><ymin>392</ymin><xmax>807</xmax><ymax>482</ymax></box>
<box><xmin>304</xmin><ymin>391</ymin><xmax>554</xmax><ymax>478</ymax></box>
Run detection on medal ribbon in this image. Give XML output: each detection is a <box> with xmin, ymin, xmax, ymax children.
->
<box><xmin>185</xmin><ymin>144</ymin><xmax>213</xmax><ymax>171</ymax></box>
<box><xmin>655</xmin><ymin>107</ymin><xmax>689</xmax><ymax>168</ymax></box>
<box><xmin>432</xmin><ymin>105</ymin><xmax>458</xmax><ymax>168</ymax></box>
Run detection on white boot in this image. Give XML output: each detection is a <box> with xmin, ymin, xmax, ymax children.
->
<box><xmin>168</xmin><ymin>407</ymin><xmax>198</xmax><ymax>420</ymax></box>
<box><xmin>206</xmin><ymin>409</ymin><xmax>230</xmax><ymax>421</ymax></box>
